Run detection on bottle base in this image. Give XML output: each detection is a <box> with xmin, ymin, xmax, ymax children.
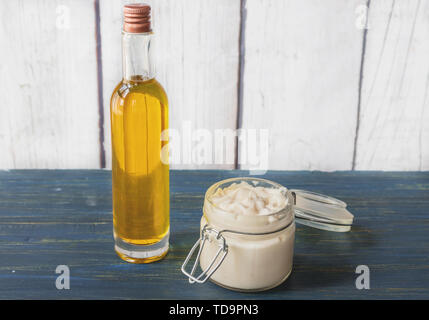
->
<box><xmin>114</xmin><ymin>231</ymin><xmax>169</xmax><ymax>264</ymax></box>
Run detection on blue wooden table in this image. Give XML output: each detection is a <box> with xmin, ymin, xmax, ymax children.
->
<box><xmin>0</xmin><ymin>170</ymin><xmax>428</xmax><ymax>299</ymax></box>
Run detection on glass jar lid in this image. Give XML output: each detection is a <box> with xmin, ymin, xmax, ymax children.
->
<box><xmin>291</xmin><ymin>189</ymin><xmax>354</xmax><ymax>232</ymax></box>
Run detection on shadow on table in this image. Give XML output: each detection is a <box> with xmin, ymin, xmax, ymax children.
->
<box><xmin>269</xmin><ymin>223</ymin><xmax>378</xmax><ymax>292</ymax></box>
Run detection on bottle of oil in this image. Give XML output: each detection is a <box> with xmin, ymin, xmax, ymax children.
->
<box><xmin>110</xmin><ymin>3</ymin><xmax>169</xmax><ymax>263</ymax></box>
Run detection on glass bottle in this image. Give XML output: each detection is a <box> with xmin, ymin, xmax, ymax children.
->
<box><xmin>110</xmin><ymin>4</ymin><xmax>169</xmax><ymax>263</ymax></box>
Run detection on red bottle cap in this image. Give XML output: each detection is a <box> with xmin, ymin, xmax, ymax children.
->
<box><xmin>123</xmin><ymin>3</ymin><xmax>151</xmax><ymax>33</ymax></box>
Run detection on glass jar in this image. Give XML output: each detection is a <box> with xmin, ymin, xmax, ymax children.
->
<box><xmin>182</xmin><ymin>177</ymin><xmax>354</xmax><ymax>292</ymax></box>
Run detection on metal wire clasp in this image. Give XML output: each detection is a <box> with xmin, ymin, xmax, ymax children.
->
<box><xmin>181</xmin><ymin>225</ymin><xmax>228</xmax><ymax>284</ymax></box>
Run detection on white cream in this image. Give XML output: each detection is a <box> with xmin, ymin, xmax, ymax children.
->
<box><xmin>210</xmin><ymin>182</ymin><xmax>287</xmax><ymax>216</ymax></box>
<box><xmin>199</xmin><ymin>178</ymin><xmax>295</xmax><ymax>291</ymax></box>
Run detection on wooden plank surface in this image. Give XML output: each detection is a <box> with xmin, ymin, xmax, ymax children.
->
<box><xmin>0</xmin><ymin>170</ymin><xmax>428</xmax><ymax>299</ymax></box>
<box><xmin>240</xmin><ymin>0</ymin><xmax>364</xmax><ymax>171</ymax></box>
<box><xmin>0</xmin><ymin>0</ymin><xmax>100</xmax><ymax>169</ymax></box>
<box><xmin>355</xmin><ymin>0</ymin><xmax>429</xmax><ymax>170</ymax></box>
<box><xmin>100</xmin><ymin>0</ymin><xmax>241</xmax><ymax>170</ymax></box>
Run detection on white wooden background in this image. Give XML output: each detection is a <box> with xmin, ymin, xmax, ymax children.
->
<box><xmin>0</xmin><ymin>0</ymin><xmax>428</xmax><ymax>171</ymax></box>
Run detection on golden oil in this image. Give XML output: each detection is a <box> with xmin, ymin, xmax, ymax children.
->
<box><xmin>111</xmin><ymin>76</ymin><xmax>169</xmax><ymax>263</ymax></box>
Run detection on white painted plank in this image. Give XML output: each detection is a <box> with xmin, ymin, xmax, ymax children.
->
<box><xmin>0</xmin><ymin>0</ymin><xmax>100</xmax><ymax>169</ymax></box>
<box><xmin>101</xmin><ymin>0</ymin><xmax>241</xmax><ymax>169</ymax></box>
<box><xmin>240</xmin><ymin>0</ymin><xmax>364</xmax><ymax>171</ymax></box>
<box><xmin>355</xmin><ymin>0</ymin><xmax>429</xmax><ymax>170</ymax></box>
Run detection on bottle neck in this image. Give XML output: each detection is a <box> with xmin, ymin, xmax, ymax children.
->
<box><xmin>122</xmin><ymin>31</ymin><xmax>155</xmax><ymax>81</ymax></box>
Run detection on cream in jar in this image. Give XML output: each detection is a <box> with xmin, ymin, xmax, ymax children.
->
<box><xmin>210</xmin><ymin>181</ymin><xmax>287</xmax><ymax>216</ymax></box>
<box><xmin>198</xmin><ymin>178</ymin><xmax>295</xmax><ymax>292</ymax></box>
<box><xmin>182</xmin><ymin>177</ymin><xmax>354</xmax><ymax>292</ymax></box>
